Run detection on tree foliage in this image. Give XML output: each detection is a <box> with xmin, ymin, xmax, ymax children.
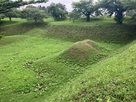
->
<box><xmin>5</xmin><ymin>8</ymin><xmax>21</xmax><ymax>21</ymax></box>
<box><xmin>0</xmin><ymin>0</ymin><xmax>48</xmax><ymax>13</ymax></box>
<box><xmin>72</xmin><ymin>0</ymin><xmax>99</xmax><ymax>22</ymax></box>
<box><xmin>99</xmin><ymin>0</ymin><xmax>136</xmax><ymax>24</ymax></box>
<box><xmin>126</xmin><ymin>9</ymin><xmax>136</xmax><ymax>20</ymax></box>
<box><xmin>122</xmin><ymin>0</ymin><xmax>136</xmax><ymax>9</ymax></box>
<box><xmin>69</xmin><ymin>10</ymin><xmax>81</xmax><ymax>23</ymax></box>
<box><xmin>47</xmin><ymin>3</ymin><xmax>67</xmax><ymax>21</ymax></box>
<box><xmin>38</xmin><ymin>6</ymin><xmax>50</xmax><ymax>18</ymax></box>
<box><xmin>21</xmin><ymin>6</ymin><xmax>45</xmax><ymax>23</ymax></box>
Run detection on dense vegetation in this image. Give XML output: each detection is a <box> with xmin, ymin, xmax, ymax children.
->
<box><xmin>0</xmin><ymin>17</ymin><xmax>136</xmax><ymax>102</ymax></box>
<box><xmin>0</xmin><ymin>0</ymin><xmax>48</xmax><ymax>13</ymax></box>
<box><xmin>0</xmin><ymin>1</ymin><xmax>136</xmax><ymax>102</ymax></box>
<box><xmin>1</xmin><ymin>0</ymin><xmax>136</xmax><ymax>23</ymax></box>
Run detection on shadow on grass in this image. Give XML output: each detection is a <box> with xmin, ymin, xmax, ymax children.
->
<box><xmin>79</xmin><ymin>17</ymin><xmax>104</xmax><ymax>22</ymax></box>
<box><xmin>0</xmin><ymin>20</ymin><xmax>19</xmax><ymax>26</ymax></box>
<box><xmin>0</xmin><ymin>22</ymin><xmax>49</xmax><ymax>36</ymax></box>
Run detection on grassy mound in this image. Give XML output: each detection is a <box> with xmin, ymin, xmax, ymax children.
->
<box><xmin>58</xmin><ymin>39</ymin><xmax>107</xmax><ymax>66</ymax></box>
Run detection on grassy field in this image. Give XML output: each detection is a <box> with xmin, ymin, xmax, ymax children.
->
<box><xmin>0</xmin><ymin>17</ymin><xmax>136</xmax><ymax>102</ymax></box>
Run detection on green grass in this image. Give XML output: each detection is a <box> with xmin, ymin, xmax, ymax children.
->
<box><xmin>45</xmin><ymin>23</ymin><xmax>136</xmax><ymax>44</ymax></box>
<box><xmin>0</xmin><ymin>17</ymin><xmax>136</xmax><ymax>102</ymax></box>
<box><xmin>44</xmin><ymin>17</ymin><xmax>115</xmax><ymax>26</ymax></box>
<box><xmin>0</xmin><ymin>35</ymin><xmax>75</xmax><ymax>102</ymax></box>
<box><xmin>0</xmin><ymin>18</ymin><xmax>27</xmax><ymax>27</ymax></box>
<box><xmin>57</xmin><ymin>39</ymin><xmax>108</xmax><ymax>66</ymax></box>
<box><xmin>45</xmin><ymin>40</ymin><xmax>136</xmax><ymax>102</ymax></box>
<box><xmin>44</xmin><ymin>17</ymin><xmax>136</xmax><ymax>26</ymax></box>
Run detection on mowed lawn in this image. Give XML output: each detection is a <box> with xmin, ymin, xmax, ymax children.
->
<box><xmin>0</xmin><ymin>18</ymin><xmax>136</xmax><ymax>102</ymax></box>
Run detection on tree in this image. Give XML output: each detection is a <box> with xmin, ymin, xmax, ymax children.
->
<box><xmin>21</xmin><ymin>6</ymin><xmax>45</xmax><ymax>23</ymax></box>
<box><xmin>72</xmin><ymin>0</ymin><xmax>99</xmax><ymax>22</ymax></box>
<box><xmin>122</xmin><ymin>0</ymin><xmax>136</xmax><ymax>9</ymax></box>
<box><xmin>5</xmin><ymin>8</ymin><xmax>21</xmax><ymax>21</ymax></box>
<box><xmin>47</xmin><ymin>3</ymin><xmax>67</xmax><ymax>21</ymax></box>
<box><xmin>38</xmin><ymin>6</ymin><xmax>50</xmax><ymax>18</ymax></box>
<box><xmin>69</xmin><ymin>10</ymin><xmax>81</xmax><ymax>23</ymax></box>
<box><xmin>123</xmin><ymin>0</ymin><xmax>136</xmax><ymax>20</ymax></box>
<box><xmin>0</xmin><ymin>0</ymin><xmax>48</xmax><ymax>14</ymax></box>
<box><xmin>99</xmin><ymin>0</ymin><xmax>136</xmax><ymax>24</ymax></box>
<box><xmin>126</xmin><ymin>9</ymin><xmax>136</xmax><ymax>20</ymax></box>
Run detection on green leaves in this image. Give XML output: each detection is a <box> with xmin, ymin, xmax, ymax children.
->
<box><xmin>0</xmin><ymin>0</ymin><xmax>48</xmax><ymax>13</ymax></box>
<box><xmin>5</xmin><ymin>8</ymin><xmax>21</xmax><ymax>21</ymax></box>
<box><xmin>47</xmin><ymin>3</ymin><xmax>67</xmax><ymax>21</ymax></box>
<box><xmin>99</xmin><ymin>0</ymin><xmax>136</xmax><ymax>24</ymax></box>
<box><xmin>21</xmin><ymin>6</ymin><xmax>46</xmax><ymax>23</ymax></box>
<box><xmin>69</xmin><ymin>10</ymin><xmax>81</xmax><ymax>23</ymax></box>
<box><xmin>72</xmin><ymin>0</ymin><xmax>99</xmax><ymax>22</ymax></box>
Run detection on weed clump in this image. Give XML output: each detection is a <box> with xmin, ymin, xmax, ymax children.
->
<box><xmin>58</xmin><ymin>39</ymin><xmax>106</xmax><ymax>66</ymax></box>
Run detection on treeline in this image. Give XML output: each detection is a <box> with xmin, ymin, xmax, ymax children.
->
<box><xmin>0</xmin><ymin>0</ymin><xmax>136</xmax><ymax>24</ymax></box>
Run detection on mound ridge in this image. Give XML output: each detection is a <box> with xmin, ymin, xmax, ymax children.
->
<box><xmin>58</xmin><ymin>39</ymin><xmax>106</xmax><ymax>66</ymax></box>
<box><xmin>0</xmin><ymin>35</ymin><xmax>27</xmax><ymax>46</ymax></box>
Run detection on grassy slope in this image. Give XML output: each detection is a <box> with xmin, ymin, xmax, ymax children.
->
<box><xmin>46</xmin><ymin>40</ymin><xmax>136</xmax><ymax>102</ymax></box>
<box><xmin>0</xmin><ymin>18</ymin><xmax>136</xmax><ymax>102</ymax></box>
<box><xmin>0</xmin><ymin>32</ymin><xmax>76</xmax><ymax>102</ymax></box>
<box><xmin>45</xmin><ymin>24</ymin><xmax>136</xmax><ymax>44</ymax></box>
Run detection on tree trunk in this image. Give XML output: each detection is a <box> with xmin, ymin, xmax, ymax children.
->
<box><xmin>86</xmin><ymin>14</ymin><xmax>90</xmax><ymax>22</ymax></box>
<box><xmin>115</xmin><ymin>9</ymin><xmax>124</xmax><ymax>24</ymax></box>
<box><xmin>9</xmin><ymin>17</ymin><xmax>11</xmax><ymax>21</ymax></box>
